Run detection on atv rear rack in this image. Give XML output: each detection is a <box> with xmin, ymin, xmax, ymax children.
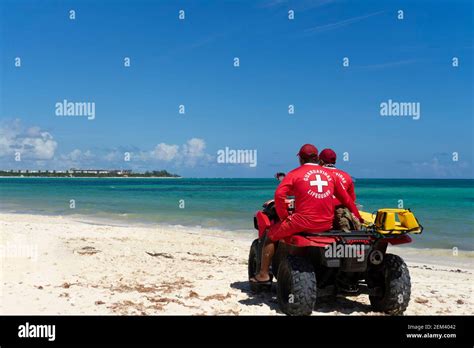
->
<box><xmin>298</xmin><ymin>229</ymin><xmax>415</xmax><ymax>238</ymax></box>
<box><xmin>299</xmin><ymin>230</ymin><xmax>375</xmax><ymax>237</ymax></box>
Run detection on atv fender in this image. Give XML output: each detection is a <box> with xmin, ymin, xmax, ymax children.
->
<box><xmin>380</xmin><ymin>234</ymin><xmax>412</xmax><ymax>246</ymax></box>
<box><xmin>254</xmin><ymin>211</ymin><xmax>271</xmax><ymax>239</ymax></box>
<box><xmin>283</xmin><ymin>234</ymin><xmax>337</xmax><ymax>248</ymax></box>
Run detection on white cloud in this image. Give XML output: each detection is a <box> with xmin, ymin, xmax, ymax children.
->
<box><xmin>150</xmin><ymin>143</ymin><xmax>180</xmax><ymax>161</ymax></box>
<box><xmin>104</xmin><ymin>150</ymin><xmax>121</xmax><ymax>162</ymax></box>
<box><xmin>0</xmin><ymin>119</ymin><xmax>57</xmax><ymax>160</ymax></box>
<box><xmin>61</xmin><ymin>149</ymin><xmax>94</xmax><ymax>162</ymax></box>
<box><xmin>148</xmin><ymin>138</ymin><xmax>212</xmax><ymax>167</ymax></box>
<box><xmin>182</xmin><ymin>138</ymin><xmax>205</xmax><ymax>157</ymax></box>
<box><xmin>100</xmin><ymin>139</ymin><xmax>212</xmax><ymax>168</ymax></box>
<box><xmin>0</xmin><ymin>120</ymin><xmax>212</xmax><ymax>170</ymax></box>
<box><xmin>181</xmin><ymin>138</ymin><xmax>210</xmax><ymax>166</ymax></box>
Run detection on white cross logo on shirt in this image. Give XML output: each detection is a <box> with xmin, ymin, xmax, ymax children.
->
<box><xmin>310</xmin><ymin>174</ymin><xmax>328</xmax><ymax>193</ymax></box>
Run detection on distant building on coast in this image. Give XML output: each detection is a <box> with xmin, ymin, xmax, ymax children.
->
<box><xmin>68</xmin><ymin>168</ymin><xmax>132</xmax><ymax>175</ymax></box>
<box><xmin>0</xmin><ymin>168</ymin><xmax>178</xmax><ymax>177</ymax></box>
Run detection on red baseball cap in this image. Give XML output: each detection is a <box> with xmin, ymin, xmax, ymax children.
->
<box><xmin>319</xmin><ymin>148</ymin><xmax>337</xmax><ymax>164</ymax></box>
<box><xmin>297</xmin><ymin>144</ymin><xmax>318</xmax><ymax>159</ymax></box>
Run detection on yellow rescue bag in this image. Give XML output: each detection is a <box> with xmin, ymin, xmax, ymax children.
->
<box><xmin>360</xmin><ymin>209</ymin><xmax>423</xmax><ymax>235</ymax></box>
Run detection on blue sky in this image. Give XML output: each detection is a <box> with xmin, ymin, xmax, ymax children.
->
<box><xmin>0</xmin><ymin>0</ymin><xmax>472</xmax><ymax>178</ymax></box>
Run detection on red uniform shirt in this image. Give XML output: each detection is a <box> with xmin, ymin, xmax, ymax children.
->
<box><xmin>274</xmin><ymin>163</ymin><xmax>361</xmax><ymax>232</ymax></box>
<box><xmin>324</xmin><ymin>166</ymin><xmax>356</xmax><ymax>205</ymax></box>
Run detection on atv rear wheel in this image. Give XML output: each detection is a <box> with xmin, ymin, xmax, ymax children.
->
<box><xmin>248</xmin><ymin>239</ymin><xmax>260</xmax><ymax>279</ymax></box>
<box><xmin>367</xmin><ymin>253</ymin><xmax>411</xmax><ymax>315</ymax></box>
<box><xmin>277</xmin><ymin>255</ymin><xmax>317</xmax><ymax>316</ymax></box>
<box><xmin>248</xmin><ymin>239</ymin><xmax>271</xmax><ymax>292</ymax></box>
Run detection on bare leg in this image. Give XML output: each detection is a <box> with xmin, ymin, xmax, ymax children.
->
<box><xmin>251</xmin><ymin>237</ymin><xmax>275</xmax><ymax>282</ymax></box>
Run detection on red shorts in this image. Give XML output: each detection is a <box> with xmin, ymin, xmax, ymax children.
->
<box><xmin>267</xmin><ymin>218</ymin><xmax>305</xmax><ymax>242</ymax></box>
<box><xmin>267</xmin><ymin>215</ymin><xmax>332</xmax><ymax>242</ymax></box>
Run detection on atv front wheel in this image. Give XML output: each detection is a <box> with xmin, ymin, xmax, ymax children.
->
<box><xmin>277</xmin><ymin>255</ymin><xmax>317</xmax><ymax>316</ymax></box>
<box><xmin>367</xmin><ymin>253</ymin><xmax>411</xmax><ymax>315</ymax></box>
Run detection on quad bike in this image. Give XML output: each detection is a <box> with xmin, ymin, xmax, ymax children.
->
<box><xmin>248</xmin><ymin>199</ymin><xmax>423</xmax><ymax>316</ymax></box>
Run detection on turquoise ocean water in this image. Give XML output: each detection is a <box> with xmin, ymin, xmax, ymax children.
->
<box><xmin>0</xmin><ymin>178</ymin><xmax>472</xmax><ymax>250</ymax></box>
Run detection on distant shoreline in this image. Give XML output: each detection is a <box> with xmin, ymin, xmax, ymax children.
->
<box><xmin>0</xmin><ymin>176</ymin><xmax>472</xmax><ymax>180</ymax></box>
<box><xmin>0</xmin><ymin>176</ymin><xmax>183</xmax><ymax>179</ymax></box>
<box><xmin>0</xmin><ymin>169</ymin><xmax>180</xmax><ymax>178</ymax></box>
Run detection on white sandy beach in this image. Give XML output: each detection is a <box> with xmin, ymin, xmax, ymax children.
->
<box><xmin>0</xmin><ymin>212</ymin><xmax>472</xmax><ymax>315</ymax></box>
